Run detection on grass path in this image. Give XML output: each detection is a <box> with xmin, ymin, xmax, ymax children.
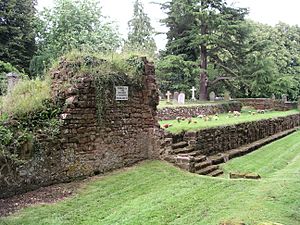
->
<box><xmin>160</xmin><ymin>109</ymin><xmax>299</xmax><ymax>134</ymax></box>
<box><xmin>1</xmin><ymin>132</ymin><xmax>300</xmax><ymax>225</ymax></box>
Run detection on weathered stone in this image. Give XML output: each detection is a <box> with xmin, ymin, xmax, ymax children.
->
<box><xmin>0</xmin><ymin>57</ymin><xmax>161</xmax><ymax>199</ymax></box>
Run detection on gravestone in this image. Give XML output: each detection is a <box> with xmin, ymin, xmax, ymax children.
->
<box><xmin>209</xmin><ymin>91</ymin><xmax>216</xmax><ymax>102</ymax></box>
<box><xmin>6</xmin><ymin>72</ymin><xmax>20</xmax><ymax>93</ymax></box>
<box><xmin>190</xmin><ymin>86</ymin><xmax>196</xmax><ymax>101</ymax></box>
<box><xmin>166</xmin><ymin>91</ymin><xmax>172</xmax><ymax>103</ymax></box>
<box><xmin>271</xmin><ymin>93</ymin><xmax>276</xmax><ymax>100</ymax></box>
<box><xmin>178</xmin><ymin>92</ymin><xmax>185</xmax><ymax>104</ymax></box>
<box><xmin>224</xmin><ymin>91</ymin><xmax>230</xmax><ymax>101</ymax></box>
<box><xmin>173</xmin><ymin>91</ymin><xmax>179</xmax><ymax>103</ymax></box>
<box><xmin>282</xmin><ymin>94</ymin><xmax>287</xmax><ymax>102</ymax></box>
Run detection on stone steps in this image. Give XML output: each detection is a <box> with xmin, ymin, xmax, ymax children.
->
<box><xmin>196</xmin><ymin>165</ymin><xmax>219</xmax><ymax>175</ymax></box>
<box><xmin>208</xmin><ymin>169</ymin><xmax>224</xmax><ymax>177</ymax></box>
<box><xmin>195</xmin><ymin>160</ymin><xmax>212</xmax><ymax>170</ymax></box>
<box><xmin>172</xmin><ymin>145</ymin><xmax>194</xmax><ymax>154</ymax></box>
<box><xmin>164</xmin><ymin>127</ymin><xmax>298</xmax><ymax>178</ymax></box>
<box><xmin>172</xmin><ymin>141</ymin><xmax>188</xmax><ymax>150</ymax></box>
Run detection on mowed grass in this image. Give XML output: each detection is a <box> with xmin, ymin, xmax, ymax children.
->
<box><xmin>160</xmin><ymin>109</ymin><xmax>299</xmax><ymax>134</ymax></box>
<box><xmin>1</xmin><ymin>132</ymin><xmax>300</xmax><ymax>225</ymax></box>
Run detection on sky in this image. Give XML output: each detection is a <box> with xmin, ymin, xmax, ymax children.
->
<box><xmin>37</xmin><ymin>0</ymin><xmax>300</xmax><ymax>50</ymax></box>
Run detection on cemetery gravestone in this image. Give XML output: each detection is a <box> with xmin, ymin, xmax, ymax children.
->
<box><xmin>224</xmin><ymin>91</ymin><xmax>230</xmax><ymax>101</ymax></box>
<box><xmin>190</xmin><ymin>86</ymin><xmax>196</xmax><ymax>101</ymax></box>
<box><xmin>173</xmin><ymin>91</ymin><xmax>179</xmax><ymax>103</ymax></box>
<box><xmin>166</xmin><ymin>91</ymin><xmax>172</xmax><ymax>103</ymax></box>
<box><xmin>178</xmin><ymin>92</ymin><xmax>185</xmax><ymax>104</ymax></box>
<box><xmin>6</xmin><ymin>72</ymin><xmax>20</xmax><ymax>94</ymax></box>
<box><xmin>209</xmin><ymin>91</ymin><xmax>216</xmax><ymax>102</ymax></box>
<box><xmin>271</xmin><ymin>93</ymin><xmax>276</xmax><ymax>100</ymax></box>
<box><xmin>282</xmin><ymin>94</ymin><xmax>288</xmax><ymax>102</ymax></box>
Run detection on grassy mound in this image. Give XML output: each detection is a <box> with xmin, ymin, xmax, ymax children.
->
<box><xmin>1</xmin><ymin>131</ymin><xmax>300</xmax><ymax>225</ymax></box>
<box><xmin>159</xmin><ymin>109</ymin><xmax>299</xmax><ymax>134</ymax></box>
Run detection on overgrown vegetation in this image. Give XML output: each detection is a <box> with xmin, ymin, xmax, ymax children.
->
<box><xmin>160</xmin><ymin>109</ymin><xmax>299</xmax><ymax>133</ymax></box>
<box><xmin>0</xmin><ymin>74</ymin><xmax>58</xmax><ymax>162</ymax></box>
<box><xmin>1</xmin><ymin>131</ymin><xmax>299</xmax><ymax>224</ymax></box>
<box><xmin>1</xmin><ymin>77</ymin><xmax>51</xmax><ymax>117</ymax></box>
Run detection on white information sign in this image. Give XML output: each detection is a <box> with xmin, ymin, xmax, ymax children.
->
<box><xmin>115</xmin><ymin>86</ymin><xmax>129</xmax><ymax>100</ymax></box>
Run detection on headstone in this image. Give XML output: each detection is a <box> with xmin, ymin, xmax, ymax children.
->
<box><xmin>173</xmin><ymin>91</ymin><xmax>179</xmax><ymax>103</ymax></box>
<box><xmin>6</xmin><ymin>72</ymin><xmax>20</xmax><ymax>94</ymax></box>
<box><xmin>282</xmin><ymin>94</ymin><xmax>287</xmax><ymax>103</ymax></box>
<box><xmin>209</xmin><ymin>91</ymin><xmax>216</xmax><ymax>102</ymax></box>
<box><xmin>178</xmin><ymin>92</ymin><xmax>185</xmax><ymax>104</ymax></box>
<box><xmin>190</xmin><ymin>86</ymin><xmax>196</xmax><ymax>101</ymax></box>
<box><xmin>271</xmin><ymin>93</ymin><xmax>276</xmax><ymax>100</ymax></box>
<box><xmin>224</xmin><ymin>91</ymin><xmax>230</xmax><ymax>101</ymax></box>
<box><xmin>158</xmin><ymin>89</ymin><xmax>164</xmax><ymax>100</ymax></box>
<box><xmin>166</xmin><ymin>91</ymin><xmax>172</xmax><ymax>103</ymax></box>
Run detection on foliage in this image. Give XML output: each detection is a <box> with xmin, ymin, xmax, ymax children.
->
<box><xmin>124</xmin><ymin>0</ymin><xmax>157</xmax><ymax>57</ymax></box>
<box><xmin>160</xmin><ymin>109</ymin><xmax>299</xmax><ymax>134</ymax></box>
<box><xmin>1</xmin><ymin>77</ymin><xmax>51</xmax><ymax>117</ymax></box>
<box><xmin>1</xmin><ymin>136</ymin><xmax>300</xmax><ymax>225</ymax></box>
<box><xmin>156</xmin><ymin>55</ymin><xmax>199</xmax><ymax>96</ymax></box>
<box><xmin>0</xmin><ymin>0</ymin><xmax>37</xmax><ymax>73</ymax></box>
<box><xmin>32</xmin><ymin>0</ymin><xmax>121</xmax><ymax>76</ymax></box>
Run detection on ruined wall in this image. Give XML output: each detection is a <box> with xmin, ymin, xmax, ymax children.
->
<box><xmin>157</xmin><ymin>101</ymin><xmax>242</xmax><ymax>120</ymax></box>
<box><xmin>237</xmin><ymin>98</ymin><xmax>297</xmax><ymax>111</ymax></box>
<box><xmin>0</xmin><ymin>57</ymin><xmax>160</xmax><ymax>198</ymax></box>
<box><xmin>169</xmin><ymin>114</ymin><xmax>300</xmax><ymax>156</ymax></box>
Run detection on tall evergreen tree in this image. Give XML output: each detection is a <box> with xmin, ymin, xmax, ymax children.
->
<box><xmin>124</xmin><ymin>0</ymin><xmax>157</xmax><ymax>56</ymax></box>
<box><xmin>0</xmin><ymin>0</ymin><xmax>37</xmax><ymax>73</ymax></box>
<box><xmin>161</xmin><ymin>0</ymin><xmax>248</xmax><ymax>99</ymax></box>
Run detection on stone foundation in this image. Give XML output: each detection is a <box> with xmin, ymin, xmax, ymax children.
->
<box><xmin>237</xmin><ymin>98</ymin><xmax>297</xmax><ymax>111</ymax></box>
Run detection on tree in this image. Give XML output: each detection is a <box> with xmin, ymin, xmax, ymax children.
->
<box><xmin>32</xmin><ymin>0</ymin><xmax>121</xmax><ymax>76</ymax></box>
<box><xmin>0</xmin><ymin>0</ymin><xmax>37</xmax><ymax>73</ymax></box>
<box><xmin>124</xmin><ymin>0</ymin><xmax>157</xmax><ymax>56</ymax></box>
<box><xmin>161</xmin><ymin>0</ymin><xmax>248</xmax><ymax>100</ymax></box>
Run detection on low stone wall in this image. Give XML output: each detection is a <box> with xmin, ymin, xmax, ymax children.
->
<box><xmin>169</xmin><ymin>114</ymin><xmax>300</xmax><ymax>156</ymax></box>
<box><xmin>0</xmin><ymin>57</ymin><xmax>160</xmax><ymax>198</ymax></box>
<box><xmin>237</xmin><ymin>98</ymin><xmax>297</xmax><ymax>111</ymax></box>
<box><xmin>157</xmin><ymin>101</ymin><xmax>242</xmax><ymax>120</ymax></box>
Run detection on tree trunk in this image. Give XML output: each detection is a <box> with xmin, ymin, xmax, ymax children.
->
<box><xmin>199</xmin><ymin>20</ymin><xmax>208</xmax><ymax>100</ymax></box>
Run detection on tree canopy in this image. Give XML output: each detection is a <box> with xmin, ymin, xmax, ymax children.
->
<box><xmin>0</xmin><ymin>0</ymin><xmax>37</xmax><ymax>73</ymax></box>
<box><xmin>31</xmin><ymin>0</ymin><xmax>121</xmax><ymax>76</ymax></box>
<box><xmin>124</xmin><ymin>0</ymin><xmax>157</xmax><ymax>56</ymax></box>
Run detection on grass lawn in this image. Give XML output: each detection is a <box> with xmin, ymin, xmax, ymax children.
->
<box><xmin>158</xmin><ymin>100</ymin><xmax>227</xmax><ymax>109</ymax></box>
<box><xmin>1</xmin><ymin>132</ymin><xmax>300</xmax><ymax>225</ymax></box>
<box><xmin>159</xmin><ymin>109</ymin><xmax>299</xmax><ymax>134</ymax></box>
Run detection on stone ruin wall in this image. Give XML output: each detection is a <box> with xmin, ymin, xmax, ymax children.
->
<box><xmin>0</xmin><ymin>58</ymin><xmax>160</xmax><ymax>199</ymax></box>
<box><xmin>167</xmin><ymin>114</ymin><xmax>300</xmax><ymax>156</ymax></box>
<box><xmin>237</xmin><ymin>98</ymin><xmax>297</xmax><ymax>111</ymax></box>
<box><xmin>157</xmin><ymin>102</ymin><xmax>242</xmax><ymax>120</ymax></box>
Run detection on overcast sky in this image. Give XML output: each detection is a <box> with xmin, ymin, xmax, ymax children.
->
<box><xmin>37</xmin><ymin>0</ymin><xmax>300</xmax><ymax>50</ymax></box>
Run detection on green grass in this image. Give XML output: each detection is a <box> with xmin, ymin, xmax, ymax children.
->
<box><xmin>158</xmin><ymin>100</ymin><xmax>227</xmax><ymax>109</ymax></box>
<box><xmin>160</xmin><ymin>109</ymin><xmax>299</xmax><ymax>134</ymax></box>
<box><xmin>1</xmin><ymin>132</ymin><xmax>300</xmax><ymax>225</ymax></box>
